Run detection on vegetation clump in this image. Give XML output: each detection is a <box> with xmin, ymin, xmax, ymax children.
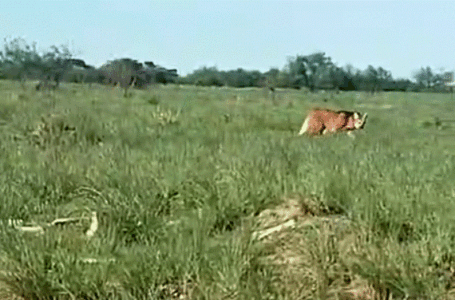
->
<box><xmin>30</xmin><ymin>113</ymin><xmax>76</xmax><ymax>149</ymax></box>
<box><xmin>151</xmin><ymin>105</ymin><xmax>180</xmax><ymax>126</ymax></box>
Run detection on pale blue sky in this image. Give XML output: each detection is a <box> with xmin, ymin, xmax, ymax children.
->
<box><xmin>1</xmin><ymin>1</ymin><xmax>454</xmax><ymax>79</ymax></box>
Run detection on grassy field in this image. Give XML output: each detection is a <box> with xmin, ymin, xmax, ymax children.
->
<box><xmin>1</xmin><ymin>80</ymin><xmax>455</xmax><ymax>299</ymax></box>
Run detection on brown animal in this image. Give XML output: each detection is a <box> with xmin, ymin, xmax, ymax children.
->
<box><xmin>298</xmin><ymin>108</ymin><xmax>367</xmax><ymax>136</ymax></box>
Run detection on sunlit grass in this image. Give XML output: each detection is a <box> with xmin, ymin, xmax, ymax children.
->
<box><xmin>0</xmin><ymin>80</ymin><xmax>455</xmax><ymax>298</ymax></box>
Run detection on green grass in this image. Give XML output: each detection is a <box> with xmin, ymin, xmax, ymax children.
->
<box><xmin>1</xmin><ymin>80</ymin><xmax>455</xmax><ymax>299</ymax></box>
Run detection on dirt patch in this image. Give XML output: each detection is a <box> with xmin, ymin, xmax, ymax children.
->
<box><xmin>158</xmin><ymin>280</ymin><xmax>195</xmax><ymax>300</ymax></box>
<box><xmin>254</xmin><ymin>197</ymin><xmax>302</xmax><ymax>229</ymax></box>
<box><xmin>250</xmin><ymin>195</ymin><xmax>385</xmax><ymax>299</ymax></box>
<box><xmin>254</xmin><ymin>195</ymin><xmax>331</xmax><ymax>229</ymax></box>
<box><xmin>252</xmin><ymin>195</ymin><xmax>336</xmax><ymax>239</ymax></box>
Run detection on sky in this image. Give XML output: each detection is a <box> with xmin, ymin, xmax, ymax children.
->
<box><xmin>1</xmin><ymin>0</ymin><xmax>455</xmax><ymax>79</ymax></box>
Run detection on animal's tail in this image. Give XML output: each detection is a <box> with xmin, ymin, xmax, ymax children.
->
<box><xmin>298</xmin><ymin>116</ymin><xmax>310</xmax><ymax>135</ymax></box>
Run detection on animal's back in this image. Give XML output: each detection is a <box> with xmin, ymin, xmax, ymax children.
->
<box><xmin>298</xmin><ymin>108</ymin><xmax>358</xmax><ymax>136</ymax></box>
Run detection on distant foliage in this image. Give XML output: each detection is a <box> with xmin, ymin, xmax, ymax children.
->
<box><xmin>0</xmin><ymin>37</ymin><xmax>76</xmax><ymax>89</ymax></box>
<box><xmin>413</xmin><ymin>66</ymin><xmax>452</xmax><ymax>92</ymax></box>
<box><xmin>1</xmin><ymin>36</ymin><xmax>452</xmax><ymax>93</ymax></box>
<box><xmin>177</xmin><ymin>53</ymin><xmax>420</xmax><ymax>93</ymax></box>
<box><xmin>98</xmin><ymin>58</ymin><xmax>177</xmax><ymax>95</ymax></box>
<box><xmin>99</xmin><ymin>58</ymin><xmax>142</xmax><ymax>96</ymax></box>
<box><xmin>179</xmin><ymin>66</ymin><xmax>224</xmax><ymax>86</ymax></box>
<box><xmin>0</xmin><ymin>37</ymin><xmax>179</xmax><ymax>93</ymax></box>
<box><xmin>221</xmin><ymin>68</ymin><xmax>263</xmax><ymax>87</ymax></box>
<box><xmin>286</xmin><ymin>52</ymin><xmax>332</xmax><ymax>90</ymax></box>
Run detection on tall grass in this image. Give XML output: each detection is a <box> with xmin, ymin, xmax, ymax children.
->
<box><xmin>0</xmin><ymin>81</ymin><xmax>455</xmax><ymax>298</ymax></box>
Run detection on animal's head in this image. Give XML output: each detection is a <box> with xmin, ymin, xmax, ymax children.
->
<box><xmin>346</xmin><ymin>112</ymin><xmax>368</xmax><ymax>130</ymax></box>
<box><xmin>354</xmin><ymin>112</ymin><xmax>368</xmax><ymax>129</ymax></box>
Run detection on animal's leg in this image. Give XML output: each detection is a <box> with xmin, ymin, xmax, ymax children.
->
<box><xmin>298</xmin><ymin>117</ymin><xmax>310</xmax><ymax>135</ymax></box>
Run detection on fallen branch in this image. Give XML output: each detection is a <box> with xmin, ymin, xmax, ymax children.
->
<box><xmin>4</xmin><ymin>212</ymin><xmax>97</xmax><ymax>236</ymax></box>
<box><xmin>16</xmin><ymin>226</ymin><xmax>45</xmax><ymax>234</ymax></box>
<box><xmin>85</xmin><ymin>212</ymin><xmax>98</xmax><ymax>238</ymax></box>
<box><xmin>50</xmin><ymin>217</ymin><xmax>86</xmax><ymax>226</ymax></box>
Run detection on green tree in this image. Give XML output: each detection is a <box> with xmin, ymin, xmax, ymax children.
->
<box><xmin>0</xmin><ymin>37</ymin><xmax>74</xmax><ymax>90</ymax></box>
<box><xmin>99</xmin><ymin>58</ymin><xmax>143</xmax><ymax>96</ymax></box>
<box><xmin>377</xmin><ymin>67</ymin><xmax>393</xmax><ymax>90</ymax></box>
<box><xmin>39</xmin><ymin>45</ymin><xmax>73</xmax><ymax>88</ymax></box>
<box><xmin>287</xmin><ymin>52</ymin><xmax>332</xmax><ymax>91</ymax></box>
<box><xmin>275</xmin><ymin>70</ymin><xmax>293</xmax><ymax>88</ymax></box>
<box><xmin>221</xmin><ymin>68</ymin><xmax>263</xmax><ymax>87</ymax></box>
<box><xmin>0</xmin><ymin>37</ymin><xmax>41</xmax><ymax>86</ymax></box>
<box><xmin>413</xmin><ymin>66</ymin><xmax>434</xmax><ymax>90</ymax></box>
<box><xmin>364</xmin><ymin>65</ymin><xmax>379</xmax><ymax>93</ymax></box>
<box><xmin>358</xmin><ymin>65</ymin><xmax>393</xmax><ymax>93</ymax></box>
<box><xmin>412</xmin><ymin>67</ymin><xmax>451</xmax><ymax>92</ymax></box>
<box><xmin>141</xmin><ymin>62</ymin><xmax>178</xmax><ymax>86</ymax></box>
<box><xmin>263</xmin><ymin>68</ymin><xmax>280</xmax><ymax>88</ymax></box>
<box><xmin>181</xmin><ymin>66</ymin><xmax>223</xmax><ymax>86</ymax></box>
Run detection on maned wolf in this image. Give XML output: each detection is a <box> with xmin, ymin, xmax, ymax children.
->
<box><xmin>298</xmin><ymin>108</ymin><xmax>367</xmax><ymax>136</ymax></box>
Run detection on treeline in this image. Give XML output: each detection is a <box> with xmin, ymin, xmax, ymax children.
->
<box><xmin>0</xmin><ymin>38</ymin><xmax>177</xmax><ymax>95</ymax></box>
<box><xmin>180</xmin><ymin>53</ymin><xmax>454</xmax><ymax>93</ymax></box>
<box><xmin>0</xmin><ymin>37</ymin><xmax>453</xmax><ymax>94</ymax></box>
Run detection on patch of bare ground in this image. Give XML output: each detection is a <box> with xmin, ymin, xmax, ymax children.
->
<box><xmin>251</xmin><ymin>194</ymin><xmax>385</xmax><ymax>299</ymax></box>
<box><xmin>158</xmin><ymin>280</ymin><xmax>195</xmax><ymax>300</ymax></box>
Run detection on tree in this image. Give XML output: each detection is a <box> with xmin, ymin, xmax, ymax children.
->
<box><xmin>363</xmin><ymin>65</ymin><xmax>379</xmax><ymax>93</ymax></box>
<box><xmin>64</xmin><ymin>60</ymin><xmax>100</xmax><ymax>85</ymax></box>
<box><xmin>139</xmin><ymin>62</ymin><xmax>178</xmax><ymax>86</ymax></box>
<box><xmin>286</xmin><ymin>56</ymin><xmax>307</xmax><ymax>89</ymax></box>
<box><xmin>0</xmin><ymin>37</ymin><xmax>41</xmax><ymax>87</ymax></box>
<box><xmin>39</xmin><ymin>45</ymin><xmax>73</xmax><ymax>88</ymax></box>
<box><xmin>221</xmin><ymin>68</ymin><xmax>263</xmax><ymax>88</ymax></box>
<box><xmin>154</xmin><ymin>67</ymin><xmax>178</xmax><ymax>85</ymax></box>
<box><xmin>275</xmin><ymin>70</ymin><xmax>293</xmax><ymax>88</ymax></box>
<box><xmin>263</xmin><ymin>68</ymin><xmax>280</xmax><ymax>88</ymax></box>
<box><xmin>339</xmin><ymin>64</ymin><xmax>358</xmax><ymax>91</ymax></box>
<box><xmin>412</xmin><ymin>67</ymin><xmax>451</xmax><ymax>92</ymax></box>
<box><xmin>287</xmin><ymin>52</ymin><xmax>332</xmax><ymax>91</ymax></box>
<box><xmin>377</xmin><ymin>67</ymin><xmax>392</xmax><ymax>91</ymax></box>
<box><xmin>181</xmin><ymin>66</ymin><xmax>223</xmax><ymax>86</ymax></box>
<box><xmin>99</xmin><ymin>58</ymin><xmax>143</xmax><ymax>96</ymax></box>
<box><xmin>413</xmin><ymin>66</ymin><xmax>434</xmax><ymax>90</ymax></box>
<box><xmin>318</xmin><ymin>63</ymin><xmax>346</xmax><ymax>90</ymax></box>
<box><xmin>360</xmin><ymin>65</ymin><xmax>392</xmax><ymax>93</ymax></box>
<box><xmin>0</xmin><ymin>37</ymin><xmax>75</xmax><ymax>90</ymax></box>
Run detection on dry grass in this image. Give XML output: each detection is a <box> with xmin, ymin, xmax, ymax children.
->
<box><xmin>250</xmin><ymin>195</ymin><xmax>396</xmax><ymax>299</ymax></box>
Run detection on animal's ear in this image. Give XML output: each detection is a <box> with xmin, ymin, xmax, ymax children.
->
<box><xmin>359</xmin><ymin>113</ymin><xmax>368</xmax><ymax>128</ymax></box>
<box><xmin>353</xmin><ymin>112</ymin><xmax>360</xmax><ymax>119</ymax></box>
